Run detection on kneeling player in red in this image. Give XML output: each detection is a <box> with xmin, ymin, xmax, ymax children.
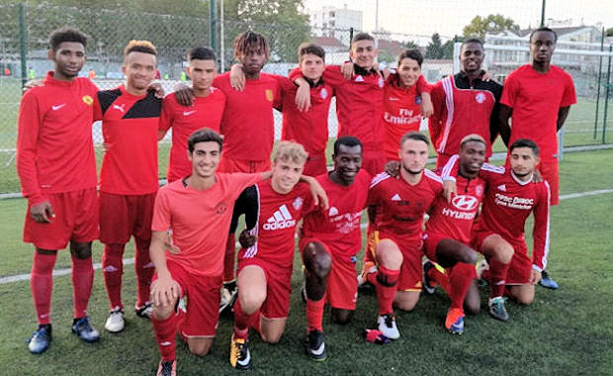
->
<box><xmin>149</xmin><ymin>129</ymin><xmax>268</xmax><ymax>375</ymax></box>
<box><xmin>422</xmin><ymin>135</ymin><xmax>486</xmax><ymax>334</ymax></box>
<box><xmin>366</xmin><ymin>132</ymin><xmax>442</xmax><ymax>339</ymax></box>
<box><xmin>299</xmin><ymin>136</ymin><xmax>370</xmax><ymax>360</ymax></box>
<box><xmin>230</xmin><ymin>142</ymin><xmax>325</xmax><ymax>370</ymax></box>
<box><xmin>445</xmin><ymin>139</ymin><xmax>550</xmax><ymax>320</ymax></box>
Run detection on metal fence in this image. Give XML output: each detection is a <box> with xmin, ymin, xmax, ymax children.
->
<box><xmin>0</xmin><ymin>3</ymin><xmax>611</xmax><ymax>194</ymax></box>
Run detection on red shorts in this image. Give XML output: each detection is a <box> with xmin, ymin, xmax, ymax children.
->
<box><xmin>300</xmin><ymin>237</ymin><xmax>358</xmax><ymax>310</ymax></box>
<box><xmin>303</xmin><ymin>153</ymin><xmax>328</xmax><ymax>177</ymax></box>
<box><xmin>23</xmin><ymin>188</ymin><xmax>98</xmax><ymax>250</ymax></box>
<box><xmin>237</xmin><ymin>258</ymin><xmax>292</xmax><ymax>319</ymax></box>
<box><xmin>538</xmin><ymin>160</ymin><xmax>559</xmax><ymax>205</ymax></box>
<box><xmin>372</xmin><ymin>232</ymin><xmax>423</xmax><ymax>292</ymax></box>
<box><xmin>99</xmin><ymin>192</ymin><xmax>156</xmax><ymax>244</ymax></box>
<box><xmin>152</xmin><ymin>259</ymin><xmax>222</xmax><ymax>338</ymax></box>
<box><xmin>362</xmin><ymin>150</ymin><xmax>386</xmax><ymax>177</ymax></box>
<box><xmin>218</xmin><ymin>158</ymin><xmax>271</xmax><ymax>173</ymax></box>
<box><xmin>423</xmin><ymin>232</ymin><xmax>449</xmax><ymax>263</ymax></box>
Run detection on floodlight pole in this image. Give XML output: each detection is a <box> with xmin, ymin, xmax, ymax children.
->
<box><xmin>540</xmin><ymin>0</ymin><xmax>546</xmax><ymax>27</ymax></box>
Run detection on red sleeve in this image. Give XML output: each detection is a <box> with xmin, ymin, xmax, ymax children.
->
<box><xmin>531</xmin><ymin>182</ymin><xmax>551</xmax><ymax>271</ymax></box>
<box><xmin>321</xmin><ymin>65</ymin><xmax>346</xmax><ymax>89</ymax></box>
<box><xmin>439</xmin><ymin>154</ymin><xmax>460</xmax><ymax>180</ymax></box>
<box><xmin>229</xmin><ymin>173</ymin><xmax>264</xmax><ymax>201</ymax></box>
<box><xmin>151</xmin><ymin>187</ymin><xmax>171</xmax><ymax>232</ymax></box>
<box><xmin>16</xmin><ymin>91</ymin><xmax>46</xmax><ymax>205</ymax></box>
<box><xmin>271</xmin><ymin>74</ymin><xmax>295</xmax><ymax>91</ymax></box>
<box><xmin>560</xmin><ymin>72</ymin><xmax>577</xmax><ymax>108</ymax></box>
<box><xmin>158</xmin><ymin>95</ymin><xmax>175</xmax><ymax>132</ymax></box>
<box><xmin>93</xmin><ymin>91</ymin><xmax>103</xmax><ymax>121</ymax></box>
<box><xmin>299</xmin><ymin>183</ymin><xmax>317</xmax><ymax>218</ymax></box>
<box><xmin>500</xmin><ymin>73</ymin><xmax>518</xmax><ymax>108</ymax></box>
<box><xmin>273</xmin><ymin>77</ymin><xmax>282</xmax><ymax>109</ymax></box>
<box><xmin>367</xmin><ymin>180</ymin><xmax>381</xmax><ymax>207</ymax></box>
<box><xmin>415</xmin><ymin>74</ymin><xmax>432</xmax><ymax>95</ymax></box>
<box><xmin>428</xmin><ymin>81</ymin><xmax>445</xmax><ymax>142</ymax></box>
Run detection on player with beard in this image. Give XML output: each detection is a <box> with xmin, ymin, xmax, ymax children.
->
<box><xmin>299</xmin><ymin>136</ymin><xmax>370</xmax><ymax>360</ymax></box>
<box><xmin>429</xmin><ymin>39</ymin><xmax>503</xmax><ymax>168</ymax></box>
<box><xmin>18</xmin><ymin>26</ymin><xmax>100</xmax><ymax>354</ymax></box>
<box><xmin>442</xmin><ymin>139</ymin><xmax>550</xmax><ymax>321</ymax></box>
<box><xmin>365</xmin><ymin>132</ymin><xmax>443</xmax><ymax>339</ymax></box>
<box><xmin>499</xmin><ymin>27</ymin><xmax>576</xmax><ymax>289</ymax></box>
<box><xmin>422</xmin><ymin>135</ymin><xmax>486</xmax><ymax>335</ymax></box>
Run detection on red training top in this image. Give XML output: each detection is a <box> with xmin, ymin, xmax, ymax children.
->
<box><xmin>17</xmin><ymin>72</ymin><xmax>98</xmax><ymax>205</ymax></box>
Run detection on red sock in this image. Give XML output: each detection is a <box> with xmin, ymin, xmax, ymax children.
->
<box><xmin>375</xmin><ymin>265</ymin><xmax>400</xmax><ymax>315</ymax></box>
<box><xmin>152</xmin><ymin>313</ymin><xmax>177</xmax><ymax>361</ymax></box>
<box><xmin>31</xmin><ymin>252</ymin><xmax>57</xmax><ymax>325</ymax></box>
<box><xmin>429</xmin><ymin>265</ymin><xmax>450</xmax><ymax>293</ymax></box>
<box><xmin>102</xmin><ymin>244</ymin><xmax>125</xmax><ymax>309</ymax></box>
<box><xmin>449</xmin><ymin>262</ymin><xmax>477</xmax><ymax>310</ymax></box>
<box><xmin>71</xmin><ymin>255</ymin><xmax>94</xmax><ymax>319</ymax></box>
<box><xmin>135</xmin><ymin>237</ymin><xmax>154</xmax><ymax>307</ymax></box>
<box><xmin>233</xmin><ymin>299</ymin><xmax>251</xmax><ymax>339</ymax></box>
<box><xmin>489</xmin><ymin>259</ymin><xmax>510</xmax><ymax>298</ymax></box>
<box><xmin>223</xmin><ymin>234</ymin><xmax>236</xmax><ymax>283</ymax></box>
<box><xmin>306</xmin><ymin>298</ymin><xmax>325</xmax><ymax>332</ymax></box>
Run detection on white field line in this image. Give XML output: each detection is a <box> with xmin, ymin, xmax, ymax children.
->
<box><xmin>1</xmin><ymin>188</ymin><xmax>612</xmax><ymax>285</ymax></box>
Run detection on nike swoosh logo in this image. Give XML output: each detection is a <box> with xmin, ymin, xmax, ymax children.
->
<box><xmin>51</xmin><ymin>104</ymin><xmax>66</xmax><ymax>111</ymax></box>
<box><xmin>183</xmin><ymin>110</ymin><xmax>196</xmax><ymax>116</ymax></box>
<box><xmin>160</xmin><ymin>341</ymin><xmax>172</xmax><ymax>346</ymax></box>
<box><xmin>237</xmin><ymin>349</ymin><xmax>251</xmax><ymax>366</ymax></box>
<box><xmin>311</xmin><ymin>342</ymin><xmax>325</xmax><ymax>356</ymax></box>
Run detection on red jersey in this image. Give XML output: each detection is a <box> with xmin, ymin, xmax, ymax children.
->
<box><xmin>275</xmin><ymin>75</ymin><xmax>333</xmax><ymax>156</ymax></box>
<box><xmin>159</xmin><ymin>89</ymin><xmax>226</xmax><ymax>182</ymax></box>
<box><xmin>238</xmin><ymin>180</ymin><xmax>314</xmax><ymax>269</ymax></box>
<box><xmin>151</xmin><ymin>173</ymin><xmax>261</xmax><ymax>277</ymax></box>
<box><xmin>96</xmin><ymin>85</ymin><xmax>161</xmax><ymax>195</ymax></box>
<box><xmin>302</xmin><ymin>170</ymin><xmax>370</xmax><ymax>260</ymax></box>
<box><xmin>425</xmin><ymin>164</ymin><xmax>485</xmax><ymax>245</ymax></box>
<box><xmin>17</xmin><ymin>72</ymin><xmax>98</xmax><ymax>205</ymax></box>
<box><xmin>474</xmin><ymin>164</ymin><xmax>551</xmax><ymax>271</ymax></box>
<box><xmin>381</xmin><ymin>73</ymin><xmax>427</xmax><ymax>160</ymax></box>
<box><xmin>213</xmin><ymin>72</ymin><xmax>281</xmax><ymax>161</ymax></box>
<box><xmin>501</xmin><ymin>65</ymin><xmax>576</xmax><ymax>161</ymax></box>
<box><xmin>368</xmin><ymin>170</ymin><xmax>442</xmax><ymax>243</ymax></box>
<box><xmin>429</xmin><ymin>72</ymin><xmax>502</xmax><ymax>160</ymax></box>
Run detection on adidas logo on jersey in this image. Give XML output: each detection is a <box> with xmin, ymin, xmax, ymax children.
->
<box><xmin>355</xmin><ymin>75</ymin><xmax>364</xmax><ymax>82</ymax></box>
<box><xmin>391</xmin><ymin>193</ymin><xmax>402</xmax><ymax>201</ymax></box>
<box><xmin>497</xmin><ymin>184</ymin><xmax>506</xmax><ymax>192</ymax></box>
<box><xmin>263</xmin><ymin>204</ymin><xmax>296</xmax><ymax>230</ymax></box>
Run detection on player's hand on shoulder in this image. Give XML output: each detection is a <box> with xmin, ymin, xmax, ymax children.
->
<box><xmin>230</xmin><ymin>64</ymin><xmax>246</xmax><ymax>91</ymax></box>
<box><xmin>295</xmin><ymin>79</ymin><xmax>312</xmax><ymax>112</ymax></box>
<box><xmin>238</xmin><ymin>229</ymin><xmax>257</xmax><ymax>249</ymax></box>
<box><xmin>532</xmin><ymin>169</ymin><xmax>543</xmax><ymax>183</ymax></box>
<box><xmin>384</xmin><ymin>160</ymin><xmax>400</xmax><ymax>178</ymax></box>
<box><xmin>148</xmin><ymin>82</ymin><xmax>165</xmax><ymax>98</ymax></box>
<box><xmin>443</xmin><ymin>180</ymin><xmax>457</xmax><ymax>203</ymax></box>
<box><xmin>30</xmin><ymin>200</ymin><xmax>55</xmax><ymax>223</ymax></box>
<box><xmin>420</xmin><ymin>95</ymin><xmax>434</xmax><ymax>118</ymax></box>
<box><xmin>481</xmin><ymin>71</ymin><xmax>493</xmax><ymax>82</ymax></box>
<box><xmin>341</xmin><ymin>61</ymin><xmax>354</xmax><ymax>81</ymax></box>
<box><xmin>23</xmin><ymin>79</ymin><xmax>44</xmax><ymax>92</ymax></box>
<box><xmin>173</xmin><ymin>83</ymin><xmax>194</xmax><ymax>106</ymax></box>
<box><xmin>150</xmin><ymin>275</ymin><xmax>180</xmax><ymax>307</ymax></box>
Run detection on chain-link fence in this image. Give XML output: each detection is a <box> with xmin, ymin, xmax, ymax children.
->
<box><xmin>1</xmin><ymin>3</ymin><xmax>612</xmax><ymax>194</ymax></box>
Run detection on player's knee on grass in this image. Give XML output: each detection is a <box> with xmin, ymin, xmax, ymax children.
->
<box><xmin>483</xmin><ymin>235</ymin><xmax>514</xmax><ymax>264</ymax></box>
<box><xmin>375</xmin><ymin>240</ymin><xmax>403</xmax><ymax>270</ymax></box>
<box><xmin>70</xmin><ymin>241</ymin><xmax>92</xmax><ymax>259</ymax></box>
<box><xmin>331</xmin><ymin>308</ymin><xmax>354</xmax><ymax>325</ymax></box>
<box><xmin>260</xmin><ymin>319</ymin><xmax>286</xmax><ymax>344</ymax></box>
<box><xmin>436</xmin><ymin>239</ymin><xmax>477</xmax><ymax>268</ymax></box>
<box><xmin>187</xmin><ymin>338</ymin><xmax>213</xmax><ymax>357</ymax></box>
<box><xmin>394</xmin><ymin>291</ymin><xmax>420</xmax><ymax>312</ymax></box>
<box><xmin>463</xmin><ymin>281</ymin><xmax>481</xmax><ymax>315</ymax></box>
<box><xmin>303</xmin><ymin>242</ymin><xmax>332</xmax><ymax>279</ymax></box>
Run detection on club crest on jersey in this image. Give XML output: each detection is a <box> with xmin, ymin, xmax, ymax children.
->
<box><xmin>451</xmin><ymin>195</ymin><xmax>479</xmax><ymax>211</ymax></box>
<box><xmin>293</xmin><ymin>197</ymin><xmax>304</xmax><ymax>210</ymax></box>
<box><xmin>475</xmin><ymin>93</ymin><xmax>486</xmax><ymax>104</ymax></box>
<box><xmin>320</xmin><ymin>88</ymin><xmax>328</xmax><ymax>99</ymax></box>
<box><xmin>378</xmin><ymin>77</ymin><xmax>384</xmax><ymax>88</ymax></box>
<box><xmin>475</xmin><ymin>184</ymin><xmax>484</xmax><ymax>196</ymax></box>
<box><xmin>265</xmin><ymin>89</ymin><xmax>274</xmax><ymax>102</ymax></box>
<box><xmin>82</xmin><ymin>95</ymin><xmax>93</xmax><ymax>106</ymax></box>
<box><xmin>415</xmin><ymin>96</ymin><xmax>422</xmax><ymax>105</ymax></box>
<box><xmin>215</xmin><ymin>202</ymin><xmax>229</xmax><ymax>215</ymax></box>
<box><xmin>329</xmin><ymin>206</ymin><xmax>339</xmax><ymax>216</ymax></box>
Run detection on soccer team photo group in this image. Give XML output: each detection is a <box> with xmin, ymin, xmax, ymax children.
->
<box><xmin>7</xmin><ymin>3</ymin><xmax>610</xmax><ymax>374</ymax></box>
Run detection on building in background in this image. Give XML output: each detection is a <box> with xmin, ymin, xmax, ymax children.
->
<box><xmin>309</xmin><ymin>5</ymin><xmax>363</xmax><ymax>46</ymax></box>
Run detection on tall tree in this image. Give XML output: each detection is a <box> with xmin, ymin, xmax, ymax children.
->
<box><xmin>425</xmin><ymin>33</ymin><xmax>444</xmax><ymax>59</ymax></box>
<box><xmin>463</xmin><ymin>14</ymin><xmax>519</xmax><ymax>39</ymax></box>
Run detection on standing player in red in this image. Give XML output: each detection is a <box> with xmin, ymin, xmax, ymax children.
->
<box><xmin>229</xmin><ymin>142</ymin><xmax>316</xmax><ymax>370</ymax></box>
<box><xmin>158</xmin><ymin>46</ymin><xmax>225</xmax><ymax>182</ymax></box>
<box><xmin>499</xmin><ymin>27</ymin><xmax>576</xmax><ymax>289</ymax></box>
<box><xmin>299</xmin><ymin>136</ymin><xmax>370</xmax><ymax>360</ymax></box>
<box><xmin>381</xmin><ymin>50</ymin><xmax>431</xmax><ymax>161</ymax></box>
<box><xmin>229</xmin><ymin>42</ymin><xmax>332</xmax><ymax>177</ymax></box>
<box><xmin>422</xmin><ymin>135</ymin><xmax>486</xmax><ymax>335</ymax></box>
<box><xmin>429</xmin><ymin>39</ymin><xmax>503</xmax><ymax>168</ymax></box>
<box><xmin>444</xmin><ymin>139</ymin><xmax>550</xmax><ymax>320</ymax></box>
<box><xmin>96</xmin><ymin>40</ymin><xmax>162</xmax><ymax>333</ymax></box>
<box><xmin>17</xmin><ymin>27</ymin><xmax>100</xmax><ymax>354</ymax></box>
<box><xmin>149</xmin><ymin>129</ymin><xmax>266</xmax><ymax>376</ymax></box>
<box><xmin>366</xmin><ymin>132</ymin><xmax>443</xmax><ymax>339</ymax></box>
